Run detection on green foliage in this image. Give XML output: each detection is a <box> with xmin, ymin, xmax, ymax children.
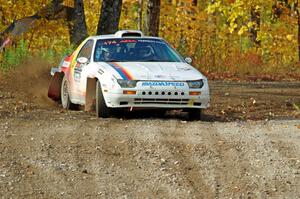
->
<box><xmin>16</xmin><ymin>40</ymin><xmax>29</xmax><ymax>61</ymax></box>
<box><xmin>61</xmin><ymin>45</ymin><xmax>75</xmax><ymax>56</ymax></box>
<box><xmin>2</xmin><ymin>49</ymin><xmax>16</xmax><ymax>71</ymax></box>
<box><xmin>38</xmin><ymin>44</ymin><xmax>74</xmax><ymax>65</ymax></box>
<box><xmin>0</xmin><ymin>40</ymin><xmax>30</xmax><ymax>72</ymax></box>
<box><xmin>39</xmin><ymin>48</ymin><xmax>56</xmax><ymax>65</ymax></box>
<box><xmin>0</xmin><ymin>39</ymin><xmax>74</xmax><ymax>72</ymax></box>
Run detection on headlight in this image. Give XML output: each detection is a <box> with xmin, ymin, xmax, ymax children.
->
<box><xmin>187</xmin><ymin>80</ymin><xmax>204</xmax><ymax>89</ymax></box>
<box><xmin>117</xmin><ymin>79</ymin><xmax>137</xmax><ymax>88</ymax></box>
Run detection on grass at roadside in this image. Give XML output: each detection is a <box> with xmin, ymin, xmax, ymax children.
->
<box><xmin>0</xmin><ymin>40</ymin><xmax>73</xmax><ymax>73</ymax></box>
<box><xmin>0</xmin><ymin>40</ymin><xmax>300</xmax><ymax>81</ymax></box>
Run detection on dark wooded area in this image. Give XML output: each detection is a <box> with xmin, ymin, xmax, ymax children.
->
<box><xmin>144</xmin><ymin>0</ymin><xmax>161</xmax><ymax>36</ymax></box>
<box><xmin>0</xmin><ymin>0</ymin><xmax>300</xmax><ymax>77</ymax></box>
<box><xmin>67</xmin><ymin>0</ymin><xmax>88</xmax><ymax>45</ymax></box>
<box><xmin>0</xmin><ymin>0</ymin><xmax>164</xmax><ymax>48</ymax></box>
<box><xmin>97</xmin><ymin>0</ymin><xmax>123</xmax><ymax>35</ymax></box>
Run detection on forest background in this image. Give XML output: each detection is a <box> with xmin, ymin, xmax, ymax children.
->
<box><xmin>0</xmin><ymin>0</ymin><xmax>300</xmax><ymax>80</ymax></box>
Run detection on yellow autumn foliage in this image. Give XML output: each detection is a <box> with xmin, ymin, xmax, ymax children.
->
<box><xmin>0</xmin><ymin>0</ymin><xmax>299</xmax><ymax>75</ymax></box>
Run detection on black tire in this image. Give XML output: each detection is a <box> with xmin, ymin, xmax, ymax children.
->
<box><xmin>187</xmin><ymin>108</ymin><xmax>202</xmax><ymax>121</ymax></box>
<box><xmin>61</xmin><ymin>75</ymin><xmax>77</xmax><ymax>110</ymax></box>
<box><xmin>96</xmin><ymin>80</ymin><xmax>111</xmax><ymax>118</ymax></box>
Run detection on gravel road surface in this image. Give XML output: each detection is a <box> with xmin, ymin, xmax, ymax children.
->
<box><xmin>0</xmin><ymin>66</ymin><xmax>299</xmax><ymax>198</ymax></box>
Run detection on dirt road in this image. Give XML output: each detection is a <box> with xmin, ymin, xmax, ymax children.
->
<box><xmin>0</xmin><ymin>66</ymin><xmax>299</xmax><ymax>198</ymax></box>
<box><xmin>0</xmin><ymin>112</ymin><xmax>299</xmax><ymax>198</ymax></box>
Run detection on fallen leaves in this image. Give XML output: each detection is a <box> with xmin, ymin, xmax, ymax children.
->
<box><xmin>206</xmin><ymin>72</ymin><xmax>300</xmax><ymax>81</ymax></box>
<box><xmin>293</xmin><ymin>104</ymin><xmax>300</xmax><ymax>112</ymax></box>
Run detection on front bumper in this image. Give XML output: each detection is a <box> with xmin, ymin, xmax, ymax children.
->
<box><xmin>103</xmin><ymin>84</ymin><xmax>210</xmax><ymax>109</ymax></box>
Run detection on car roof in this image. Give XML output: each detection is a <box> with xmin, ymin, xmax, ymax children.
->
<box><xmin>86</xmin><ymin>30</ymin><xmax>164</xmax><ymax>41</ymax></box>
<box><xmin>88</xmin><ymin>35</ymin><xmax>163</xmax><ymax>40</ymax></box>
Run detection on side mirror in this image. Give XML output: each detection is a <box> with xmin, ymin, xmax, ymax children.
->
<box><xmin>77</xmin><ymin>57</ymin><xmax>89</xmax><ymax>64</ymax></box>
<box><xmin>185</xmin><ymin>57</ymin><xmax>193</xmax><ymax>64</ymax></box>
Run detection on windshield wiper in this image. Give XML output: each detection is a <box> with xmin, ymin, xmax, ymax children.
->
<box><xmin>105</xmin><ymin>59</ymin><xmax>120</xmax><ymax>62</ymax></box>
<box><xmin>139</xmin><ymin>59</ymin><xmax>172</xmax><ymax>62</ymax></box>
<box><xmin>144</xmin><ymin>59</ymin><xmax>160</xmax><ymax>62</ymax></box>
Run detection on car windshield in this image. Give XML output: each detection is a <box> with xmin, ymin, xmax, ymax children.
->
<box><xmin>94</xmin><ymin>38</ymin><xmax>184</xmax><ymax>62</ymax></box>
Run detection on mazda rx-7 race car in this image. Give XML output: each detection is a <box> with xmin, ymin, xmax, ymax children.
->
<box><xmin>48</xmin><ymin>30</ymin><xmax>210</xmax><ymax>120</ymax></box>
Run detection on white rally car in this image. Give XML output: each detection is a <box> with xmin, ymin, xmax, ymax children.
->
<box><xmin>48</xmin><ymin>30</ymin><xmax>210</xmax><ymax>120</ymax></box>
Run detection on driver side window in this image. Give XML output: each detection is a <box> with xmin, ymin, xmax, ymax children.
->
<box><xmin>77</xmin><ymin>40</ymin><xmax>94</xmax><ymax>62</ymax></box>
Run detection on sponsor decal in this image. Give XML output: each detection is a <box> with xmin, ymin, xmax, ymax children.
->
<box><xmin>74</xmin><ymin>72</ymin><xmax>81</xmax><ymax>81</ymax></box>
<box><xmin>142</xmin><ymin>82</ymin><xmax>185</xmax><ymax>87</ymax></box>
<box><xmin>62</xmin><ymin>61</ymin><xmax>70</xmax><ymax>68</ymax></box>
<box><xmin>107</xmin><ymin>62</ymin><xmax>133</xmax><ymax>80</ymax></box>
<box><xmin>120</xmin><ymin>39</ymin><xmax>137</xmax><ymax>43</ymax></box>
<box><xmin>98</xmin><ymin>68</ymin><xmax>104</xmax><ymax>75</ymax></box>
<box><xmin>104</xmin><ymin>41</ymin><xmax>117</xmax><ymax>45</ymax></box>
<box><xmin>138</xmin><ymin>39</ymin><xmax>165</xmax><ymax>44</ymax></box>
<box><xmin>103</xmin><ymin>40</ymin><xmax>137</xmax><ymax>45</ymax></box>
<box><xmin>74</xmin><ymin>66</ymin><xmax>82</xmax><ymax>81</ymax></box>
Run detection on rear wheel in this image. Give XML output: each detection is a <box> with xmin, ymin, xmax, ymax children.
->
<box><xmin>187</xmin><ymin>108</ymin><xmax>202</xmax><ymax>121</ymax></box>
<box><xmin>96</xmin><ymin>80</ymin><xmax>111</xmax><ymax>118</ymax></box>
<box><xmin>61</xmin><ymin>75</ymin><xmax>77</xmax><ymax>110</ymax></box>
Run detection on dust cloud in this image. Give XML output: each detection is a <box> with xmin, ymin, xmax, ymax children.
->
<box><xmin>2</xmin><ymin>58</ymin><xmax>57</xmax><ymax>108</ymax></box>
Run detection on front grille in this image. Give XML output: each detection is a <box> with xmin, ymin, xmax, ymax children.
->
<box><xmin>134</xmin><ymin>98</ymin><xmax>189</xmax><ymax>105</ymax></box>
<box><xmin>139</xmin><ymin>91</ymin><xmax>186</xmax><ymax>96</ymax></box>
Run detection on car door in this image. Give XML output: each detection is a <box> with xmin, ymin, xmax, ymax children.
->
<box><xmin>73</xmin><ymin>39</ymin><xmax>95</xmax><ymax>103</ymax></box>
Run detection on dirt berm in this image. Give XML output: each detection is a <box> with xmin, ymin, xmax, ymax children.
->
<box><xmin>0</xmin><ymin>62</ymin><xmax>299</xmax><ymax>198</ymax></box>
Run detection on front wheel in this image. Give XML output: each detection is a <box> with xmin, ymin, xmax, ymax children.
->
<box><xmin>187</xmin><ymin>108</ymin><xmax>202</xmax><ymax>121</ymax></box>
<box><xmin>96</xmin><ymin>80</ymin><xmax>111</xmax><ymax>118</ymax></box>
<box><xmin>61</xmin><ymin>75</ymin><xmax>77</xmax><ymax>110</ymax></box>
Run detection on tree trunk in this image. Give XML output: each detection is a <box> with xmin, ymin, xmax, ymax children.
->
<box><xmin>144</xmin><ymin>0</ymin><xmax>161</xmax><ymax>36</ymax></box>
<box><xmin>0</xmin><ymin>0</ymin><xmax>88</xmax><ymax>49</ymax></box>
<box><xmin>297</xmin><ymin>9</ymin><xmax>300</xmax><ymax>62</ymax></box>
<box><xmin>67</xmin><ymin>0</ymin><xmax>88</xmax><ymax>45</ymax></box>
<box><xmin>39</xmin><ymin>0</ymin><xmax>64</xmax><ymax>19</ymax></box>
<box><xmin>138</xmin><ymin>0</ymin><xmax>143</xmax><ymax>31</ymax></box>
<box><xmin>249</xmin><ymin>6</ymin><xmax>261</xmax><ymax>46</ymax></box>
<box><xmin>97</xmin><ymin>0</ymin><xmax>123</xmax><ymax>35</ymax></box>
<box><xmin>192</xmin><ymin>0</ymin><xmax>198</xmax><ymax>6</ymax></box>
<box><xmin>0</xmin><ymin>6</ymin><xmax>6</xmax><ymax>25</ymax></box>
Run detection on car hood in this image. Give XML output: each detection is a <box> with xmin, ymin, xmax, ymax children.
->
<box><xmin>101</xmin><ymin>62</ymin><xmax>205</xmax><ymax>81</ymax></box>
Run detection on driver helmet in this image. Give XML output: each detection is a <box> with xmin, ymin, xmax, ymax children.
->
<box><xmin>139</xmin><ymin>46</ymin><xmax>153</xmax><ymax>58</ymax></box>
<box><xmin>102</xmin><ymin>47</ymin><xmax>110</xmax><ymax>53</ymax></box>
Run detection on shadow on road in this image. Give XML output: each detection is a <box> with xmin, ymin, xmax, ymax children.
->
<box><xmin>108</xmin><ymin>109</ymin><xmax>228</xmax><ymax>122</ymax></box>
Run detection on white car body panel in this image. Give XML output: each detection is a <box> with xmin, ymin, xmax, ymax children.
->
<box><xmin>73</xmin><ymin>62</ymin><xmax>210</xmax><ymax>109</ymax></box>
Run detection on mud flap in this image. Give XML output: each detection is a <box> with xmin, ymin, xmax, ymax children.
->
<box><xmin>85</xmin><ymin>78</ymin><xmax>97</xmax><ymax>112</ymax></box>
<box><xmin>48</xmin><ymin>73</ymin><xmax>64</xmax><ymax>101</ymax></box>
